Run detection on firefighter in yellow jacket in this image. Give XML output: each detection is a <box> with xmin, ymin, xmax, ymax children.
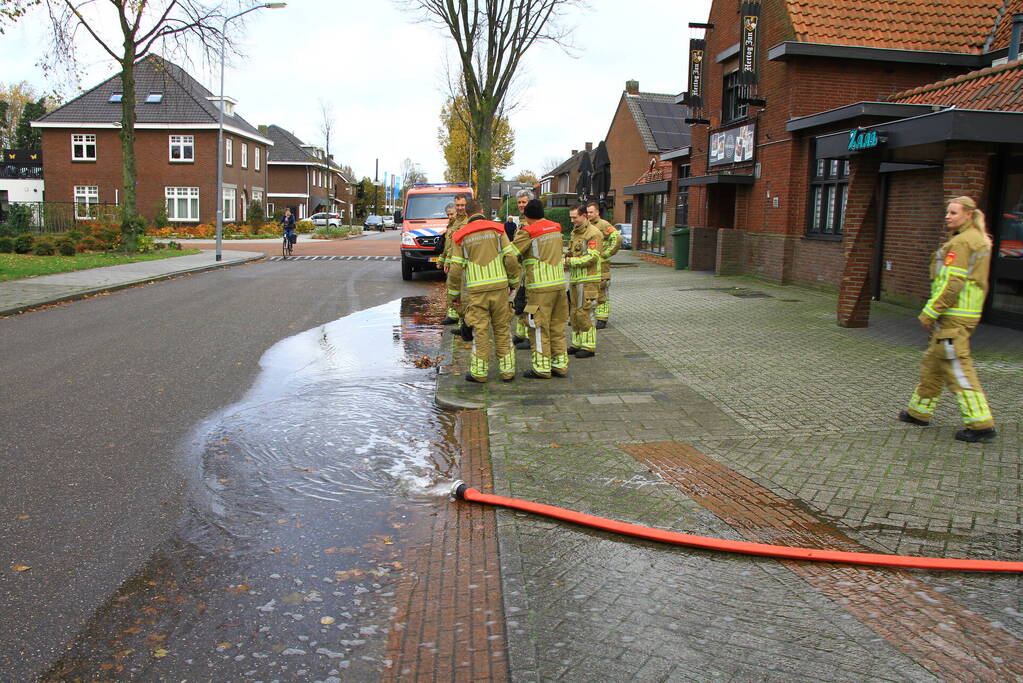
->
<box><xmin>587</xmin><ymin>200</ymin><xmax>620</xmax><ymax>328</ymax></box>
<box><xmin>513</xmin><ymin>189</ymin><xmax>536</xmax><ymax>348</ymax></box>
<box><xmin>448</xmin><ymin>199</ymin><xmax>521</xmax><ymax>383</ymax></box>
<box><xmin>565</xmin><ymin>204</ymin><xmax>604</xmax><ymax>358</ymax></box>
<box><xmin>440</xmin><ymin>195</ymin><xmax>470</xmax><ymax>326</ymax></box>
<box><xmin>899</xmin><ymin>196</ymin><xmax>997</xmax><ymax>442</ymax></box>
<box><xmin>511</xmin><ymin>199</ymin><xmax>570</xmax><ymax>378</ymax></box>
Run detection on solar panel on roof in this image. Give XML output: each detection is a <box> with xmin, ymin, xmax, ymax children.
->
<box><xmin>636</xmin><ymin>99</ymin><xmax>690</xmax><ymax>151</ymax></box>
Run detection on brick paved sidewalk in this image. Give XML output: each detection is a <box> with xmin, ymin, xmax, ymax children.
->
<box><xmin>436</xmin><ymin>251</ymin><xmax>1023</xmax><ymax>681</ymax></box>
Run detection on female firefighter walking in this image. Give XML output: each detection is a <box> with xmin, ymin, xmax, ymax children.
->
<box><xmin>899</xmin><ymin>196</ymin><xmax>997</xmax><ymax>442</ymax></box>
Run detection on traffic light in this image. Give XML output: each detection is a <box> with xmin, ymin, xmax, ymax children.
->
<box><xmin>356</xmin><ymin>184</ymin><xmax>365</xmax><ymax>199</ymax></box>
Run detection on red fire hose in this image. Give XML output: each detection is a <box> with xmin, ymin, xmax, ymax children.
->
<box><xmin>452</xmin><ymin>483</ymin><xmax>1023</xmax><ymax>572</ymax></box>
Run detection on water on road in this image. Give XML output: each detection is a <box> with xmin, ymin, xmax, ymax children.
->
<box><xmin>45</xmin><ymin>297</ymin><xmax>456</xmax><ymax>682</ymax></box>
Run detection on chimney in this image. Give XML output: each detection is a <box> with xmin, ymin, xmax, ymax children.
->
<box><xmin>625</xmin><ymin>80</ymin><xmax>639</xmax><ymax>94</ymax></box>
<box><xmin>585</xmin><ymin>142</ymin><xmax>593</xmax><ymax>152</ymax></box>
<box><xmin>258</xmin><ymin>124</ymin><xmax>268</xmax><ymax>136</ymax></box>
<box><xmin>1010</xmin><ymin>13</ymin><xmax>1023</xmax><ymax>61</ymax></box>
<box><xmin>571</xmin><ymin>149</ymin><xmax>578</xmax><ymax>155</ymax></box>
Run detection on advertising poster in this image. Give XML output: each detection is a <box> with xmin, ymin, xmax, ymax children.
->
<box><xmin>709</xmin><ymin>123</ymin><xmax>755</xmax><ymax>166</ymax></box>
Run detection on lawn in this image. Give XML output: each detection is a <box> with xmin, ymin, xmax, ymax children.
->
<box><xmin>0</xmin><ymin>249</ymin><xmax>202</xmax><ymax>282</ymax></box>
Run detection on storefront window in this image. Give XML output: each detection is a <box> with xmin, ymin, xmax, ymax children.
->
<box><xmin>639</xmin><ymin>192</ymin><xmax>667</xmax><ymax>255</ymax></box>
<box><xmin>675</xmin><ymin>164</ymin><xmax>690</xmax><ymax>227</ymax></box>
<box><xmin>808</xmin><ymin>158</ymin><xmax>848</xmax><ymax>237</ymax></box>
<box><xmin>992</xmin><ymin>153</ymin><xmax>1023</xmax><ymax>316</ymax></box>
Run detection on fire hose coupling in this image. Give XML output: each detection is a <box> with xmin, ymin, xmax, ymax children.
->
<box><xmin>449</xmin><ymin>480</ymin><xmax>470</xmax><ymax>500</ymax></box>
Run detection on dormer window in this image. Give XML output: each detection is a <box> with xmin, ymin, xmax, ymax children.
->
<box><xmin>109</xmin><ymin>93</ymin><xmax>123</xmax><ymax>103</ymax></box>
<box><xmin>207</xmin><ymin>95</ymin><xmax>237</xmax><ymax>116</ymax></box>
<box><xmin>145</xmin><ymin>92</ymin><xmax>163</xmax><ymax>103</ymax></box>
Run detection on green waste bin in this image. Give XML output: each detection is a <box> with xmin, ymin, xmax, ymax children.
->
<box><xmin>671</xmin><ymin>228</ymin><xmax>691</xmax><ymax>270</ymax></box>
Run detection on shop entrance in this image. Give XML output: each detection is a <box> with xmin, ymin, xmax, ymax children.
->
<box><xmin>990</xmin><ymin>150</ymin><xmax>1023</xmax><ymax>327</ymax></box>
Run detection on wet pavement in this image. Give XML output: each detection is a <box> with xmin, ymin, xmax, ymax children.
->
<box><xmin>436</xmin><ymin>251</ymin><xmax>1023</xmax><ymax>681</ymax></box>
<box><xmin>38</xmin><ymin>297</ymin><xmax>460</xmax><ymax>681</ymax></box>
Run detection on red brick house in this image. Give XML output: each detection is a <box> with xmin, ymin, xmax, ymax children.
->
<box><xmin>540</xmin><ymin>143</ymin><xmax>593</xmax><ymax>206</ymax></box>
<box><xmin>264</xmin><ymin>125</ymin><xmax>355</xmax><ymax>221</ymax></box>
<box><xmin>679</xmin><ymin>0</ymin><xmax>1023</xmax><ymax>328</ymax></box>
<box><xmin>31</xmin><ymin>54</ymin><xmax>272</xmax><ymax>226</ymax></box>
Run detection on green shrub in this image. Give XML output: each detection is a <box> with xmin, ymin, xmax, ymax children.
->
<box><xmin>120</xmin><ymin>215</ymin><xmax>149</xmax><ymax>252</ymax></box>
<box><xmin>33</xmin><ymin>237</ymin><xmax>56</xmax><ymax>255</ymax></box>
<box><xmin>153</xmin><ymin>202</ymin><xmax>169</xmax><ymax>231</ymax></box>
<box><xmin>154</xmin><ymin>241</ymin><xmax>167</xmax><ymax>250</ymax></box>
<box><xmin>247</xmin><ymin>201</ymin><xmax>265</xmax><ymax>233</ymax></box>
<box><xmin>1</xmin><ymin>203</ymin><xmax>34</xmax><ymax>236</ymax></box>
<box><xmin>167</xmin><ymin>240</ymin><xmax>182</xmax><ymax>250</ymax></box>
<box><xmin>136</xmin><ymin>234</ymin><xmax>154</xmax><ymax>252</ymax></box>
<box><xmin>546</xmin><ymin>207</ymin><xmax>571</xmax><ymax>238</ymax></box>
<box><xmin>295</xmin><ymin>219</ymin><xmax>315</xmax><ymax>234</ymax></box>
<box><xmin>313</xmin><ymin>225</ymin><xmax>351</xmax><ymax>238</ymax></box>
<box><xmin>0</xmin><ymin>236</ymin><xmax>14</xmax><ymax>253</ymax></box>
<box><xmin>13</xmin><ymin>233</ymin><xmax>34</xmax><ymax>253</ymax></box>
<box><xmin>56</xmin><ymin>236</ymin><xmax>76</xmax><ymax>256</ymax></box>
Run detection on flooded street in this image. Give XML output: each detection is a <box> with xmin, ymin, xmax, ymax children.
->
<box><xmin>45</xmin><ymin>297</ymin><xmax>456</xmax><ymax>681</ymax></box>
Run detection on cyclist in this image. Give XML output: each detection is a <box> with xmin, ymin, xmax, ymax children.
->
<box><xmin>279</xmin><ymin>207</ymin><xmax>297</xmax><ymax>248</ymax></box>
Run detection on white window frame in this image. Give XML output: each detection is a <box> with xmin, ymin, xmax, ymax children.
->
<box><xmin>165</xmin><ymin>186</ymin><xmax>199</xmax><ymax>222</ymax></box>
<box><xmin>72</xmin><ymin>134</ymin><xmax>97</xmax><ymax>161</ymax></box>
<box><xmin>223</xmin><ymin>186</ymin><xmax>237</xmax><ymax>222</ymax></box>
<box><xmin>267</xmin><ymin>202</ymin><xmax>274</xmax><ymax>217</ymax></box>
<box><xmin>241</xmin><ymin>142</ymin><xmax>248</xmax><ymax>169</ymax></box>
<box><xmin>226</xmin><ymin>138</ymin><xmax>233</xmax><ymax>166</ymax></box>
<box><xmin>168</xmin><ymin>135</ymin><xmax>194</xmax><ymax>163</ymax></box>
<box><xmin>74</xmin><ymin>185</ymin><xmax>99</xmax><ymax>219</ymax></box>
<box><xmin>255</xmin><ymin>147</ymin><xmax>261</xmax><ymax>171</ymax></box>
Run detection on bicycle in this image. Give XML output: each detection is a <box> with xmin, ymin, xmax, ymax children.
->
<box><xmin>282</xmin><ymin>232</ymin><xmax>294</xmax><ymax>258</ymax></box>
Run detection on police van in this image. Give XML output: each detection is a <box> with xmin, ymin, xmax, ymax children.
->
<box><xmin>399</xmin><ymin>183</ymin><xmax>473</xmax><ymax>281</ymax></box>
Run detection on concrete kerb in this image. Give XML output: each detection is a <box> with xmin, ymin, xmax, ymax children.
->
<box><xmin>0</xmin><ymin>250</ymin><xmax>264</xmax><ymax>316</ymax></box>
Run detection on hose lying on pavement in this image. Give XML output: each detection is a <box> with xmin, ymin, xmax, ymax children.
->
<box><xmin>451</xmin><ymin>483</ymin><xmax>1023</xmax><ymax>573</ymax></box>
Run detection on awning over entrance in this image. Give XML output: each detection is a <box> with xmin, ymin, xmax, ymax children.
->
<box><xmin>677</xmin><ymin>174</ymin><xmax>755</xmax><ymax>187</ymax></box>
<box><xmin>623</xmin><ymin>180</ymin><xmax>670</xmax><ymax>195</ymax></box>
<box><xmin>815</xmin><ymin>109</ymin><xmax>1023</xmax><ymax>161</ymax></box>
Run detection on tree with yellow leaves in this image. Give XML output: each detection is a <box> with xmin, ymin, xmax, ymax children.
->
<box><xmin>437</xmin><ymin>95</ymin><xmax>514</xmax><ymax>194</ymax></box>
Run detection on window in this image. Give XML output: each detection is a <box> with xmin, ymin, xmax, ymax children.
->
<box><xmin>226</xmin><ymin>138</ymin><xmax>233</xmax><ymax>165</ymax></box>
<box><xmin>722</xmin><ymin>71</ymin><xmax>749</xmax><ymax>124</ymax></box>
<box><xmin>808</xmin><ymin>158</ymin><xmax>849</xmax><ymax>236</ymax></box>
<box><xmin>74</xmin><ymin>185</ymin><xmax>99</xmax><ymax>219</ymax></box>
<box><xmin>108</xmin><ymin>93</ymin><xmax>122</xmax><ymax>103</ymax></box>
<box><xmin>72</xmin><ymin>134</ymin><xmax>97</xmax><ymax>161</ymax></box>
<box><xmin>169</xmin><ymin>135</ymin><xmax>194</xmax><ymax>162</ymax></box>
<box><xmin>675</xmin><ymin>164</ymin><xmax>691</xmax><ymax>228</ymax></box>
<box><xmin>223</xmin><ymin>187</ymin><xmax>236</xmax><ymax>221</ymax></box>
<box><xmin>145</xmin><ymin>92</ymin><xmax>163</xmax><ymax>103</ymax></box>
<box><xmin>241</xmin><ymin>142</ymin><xmax>248</xmax><ymax>168</ymax></box>
<box><xmin>255</xmin><ymin>147</ymin><xmax>260</xmax><ymax>171</ymax></box>
<box><xmin>267</xmin><ymin>202</ymin><xmax>275</xmax><ymax>217</ymax></box>
<box><xmin>166</xmin><ymin>186</ymin><xmax>199</xmax><ymax>222</ymax></box>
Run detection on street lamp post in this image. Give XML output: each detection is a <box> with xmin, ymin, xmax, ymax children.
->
<box><xmin>216</xmin><ymin>2</ymin><xmax>286</xmax><ymax>261</ymax></box>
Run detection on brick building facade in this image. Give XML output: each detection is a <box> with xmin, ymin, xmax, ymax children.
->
<box><xmin>678</xmin><ymin>0</ymin><xmax>1023</xmax><ymax>328</ymax></box>
<box><xmin>264</xmin><ymin>124</ymin><xmax>355</xmax><ymax>221</ymax></box>
<box><xmin>32</xmin><ymin>55</ymin><xmax>272</xmax><ymax>226</ymax></box>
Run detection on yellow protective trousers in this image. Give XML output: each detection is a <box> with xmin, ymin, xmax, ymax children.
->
<box><xmin>906</xmin><ymin>322</ymin><xmax>994</xmax><ymax>430</ymax></box>
<box><xmin>596</xmin><ymin>279</ymin><xmax>611</xmax><ymax>322</ymax></box>
<box><xmin>524</xmin><ymin>289</ymin><xmax>569</xmax><ymax>377</ymax></box>
<box><xmin>465</xmin><ymin>288</ymin><xmax>515</xmax><ymax>381</ymax></box>
<box><xmin>568</xmin><ymin>281</ymin><xmax>598</xmax><ymax>352</ymax></box>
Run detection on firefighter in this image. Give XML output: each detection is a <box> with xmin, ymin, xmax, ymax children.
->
<box><xmin>441</xmin><ymin>194</ymin><xmax>470</xmax><ymax>329</ymax></box>
<box><xmin>511</xmin><ymin>199</ymin><xmax>569</xmax><ymax>378</ymax></box>
<box><xmin>447</xmin><ymin>199</ymin><xmax>521</xmax><ymax>383</ymax></box>
<box><xmin>898</xmin><ymin>196</ymin><xmax>997</xmax><ymax>442</ymax></box>
<box><xmin>564</xmin><ymin>203</ymin><xmax>603</xmax><ymax>358</ymax></box>
<box><xmin>587</xmin><ymin>200</ymin><xmax>619</xmax><ymax>328</ymax></box>
<box><xmin>513</xmin><ymin>189</ymin><xmax>536</xmax><ymax>349</ymax></box>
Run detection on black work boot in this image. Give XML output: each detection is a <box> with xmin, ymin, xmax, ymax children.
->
<box><xmin>574</xmin><ymin>349</ymin><xmax>595</xmax><ymax>358</ymax></box>
<box><xmin>954</xmin><ymin>427</ymin><xmax>997</xmax><ymax>443</ymax></box>
<box><xmin>596</xmin><ymin>320</ymin><xmax>607</xmax><ymax>329</ymax></box>
<box><xmin>512</xmin><ymin>335</ymin><xmax>527</xmax><ymax>344</ymax></box>
<box><xmin>459</xmin><ymin>323</ymin><xmax>473</xmax><ymax>341</ymax></box>
<box><xmin>567</xmin><ymin>346</ymin><xmax>580</xmax><ymax>355</ymax></box>
<box><xmin>522</xmin><ymin>369</ymin><xmax>549</xmax><ymax>379</ymax></box>
<box><xmin>464</xmin><ymin>371</ymin><xmax>486</xmax><ymax>384</ymax></box>
<box><xmin>514</xmin><ymin>339</ymin><xmax>531</xmax><ymax>350</ymax></box>
<box><xmin>441</xmin><ymin>316</ymin><xmax>458</xmax><ymax>325</ymax></box>
<box><xmin>898</xmin><ymin>410</ymin><xmax>929</xmax><ymax>427</ymax></box>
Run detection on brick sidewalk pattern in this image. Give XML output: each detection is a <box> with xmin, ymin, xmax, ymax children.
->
<box><xmin>436</xmin><ymin>251</ymin><xmax>1022</xmax><ymax>681</ymax></box>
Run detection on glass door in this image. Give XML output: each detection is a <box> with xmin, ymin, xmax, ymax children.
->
<box><xmin>990</xmin><ymin>152</ymin><xmax>1023</xmax><ymax>327</ymax></box>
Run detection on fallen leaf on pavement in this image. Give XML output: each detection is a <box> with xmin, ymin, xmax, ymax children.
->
<box><xmin>11</xmin><ymin>564</ymin><xmax>31</xmax><ymax>572</ymax></box>
<box><xmin>320</xmin><ymin>616</ymin><xmax>336</xmax><ymax>625</ymax></box>
<box><xmin>152</xmin><ymin>648</ymin><xmax>169</xmax><ymax>658</ymax></box>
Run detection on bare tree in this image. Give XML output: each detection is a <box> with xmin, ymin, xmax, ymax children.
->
<box><xmin>541</xmin><ymin>156</ymin><xmax>565</xmax><ymax>176</ymax></box>
<box><xmin>402</xmin><ymin>0</ymin><xmax>582</xmax><ymax>206</ymax></box>
<box><xmin>35</xmin><ymin>0</ymin><xmax>229</xmax><ymax>244</ymax></box>
<box><xmin>399</xmin><ymin>157</ymin><xmax>427</xmax><ymax>197</ymax></box>
<box><xmin>319</xmin><ymin>98</ymin><xmax>334</xmax><ymax>159</ymax></box>
<box><xmin>0</xmin><ymin>0</ymin><xmax>40</xmax><ymax>34</ymax></box>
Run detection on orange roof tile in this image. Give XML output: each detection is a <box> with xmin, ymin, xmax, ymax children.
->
<box><xmin>632</xmin><ymin>160</ymin><xmax>673</xmax><ymax>186</ymax></box>
<box><xmin>889</xmin><ymin>59</ymin><xmax>1023</xmax><ymax>109</ymax></box>
<box><xmin>987</xmin><ymin>0</ymin><xmax>1023</xmax><ymax>51</ymax></box>
<box><xmin>786</xmin><ymin>0</ymin><xmax>1006</xmax><ymax>54</ymax></box>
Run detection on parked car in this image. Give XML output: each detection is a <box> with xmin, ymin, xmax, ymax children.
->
<box><xmin>310</xmin><ymin>212</ymin><xmax>342</xmax><ymax>228</ymax></box>
<box><xmin>364</xmin><ymin>215</ymin><xmax>384</xmax><ymax>231</ymax></box>
<box><xmin>381</xmin><ymin>215</ymin><xmax>396</xmax><ymax>229</ymax></box>
<box><xmin>615</xmin><ymin>223</ymin><xmax>633</xmax><ymax>249</ymax></box>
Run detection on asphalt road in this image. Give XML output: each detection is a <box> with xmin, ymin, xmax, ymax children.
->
<box><xmin>0</xmin><ymin>231</ymin><xmax>441</xmax><ymax>679</ymax></box>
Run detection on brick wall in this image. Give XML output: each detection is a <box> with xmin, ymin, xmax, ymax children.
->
<box><xmin>42</xmin><ymin>127</ymin><xmax>269</xmax><ymax>224</ymax></box>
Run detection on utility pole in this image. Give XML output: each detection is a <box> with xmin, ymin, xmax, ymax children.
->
<box><xmin>374</xmin><ymin>158</ymin><xmax>380</xmax><ymax>217</ymax></box>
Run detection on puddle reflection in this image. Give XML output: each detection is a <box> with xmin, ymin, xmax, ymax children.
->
<box><xmin>46</xmin><ymin>297</ymin><xmax>456</xmax><ymax>682</ymax></box>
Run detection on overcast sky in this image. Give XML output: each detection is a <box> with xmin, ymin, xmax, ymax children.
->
<box><xmin>0</xmin><ymin>0</ymin><xmax>711</xmax><ymax>182</ymax></box>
